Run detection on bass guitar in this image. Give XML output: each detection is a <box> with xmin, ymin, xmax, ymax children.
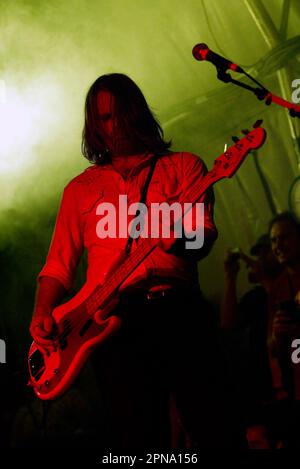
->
<box><xmin>28</xmin><ymin>121</ymin><xmax>267</xmax><ymax>400</ymax></box>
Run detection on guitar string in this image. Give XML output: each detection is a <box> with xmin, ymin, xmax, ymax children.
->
<box><xmin>52</xmin><ymin>238</ymin><xmax>157</xmax><ymax>342</ymax></box>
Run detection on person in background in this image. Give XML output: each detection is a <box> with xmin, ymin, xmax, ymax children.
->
<box><xmin>221</xmin><ymin>234</ymin><xmax>281</xmax><ymax>448</ymax></box>
<box><xmin>266</xmin><ymin>212</ymin><xmax>300</xmax><ymax>448</ymax></box>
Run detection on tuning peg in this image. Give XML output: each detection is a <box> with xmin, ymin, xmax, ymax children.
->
<box><xmin>253</xmin><ymin>119</ymin><xmax>263</xmax><ymax>128</ymax></box>
<box><xmin>241</xmin><ymin>129</ymin><xmax>249</xmax><ymax>135</ymax></box>
<box><xmin>231</xmin><ymin>136</ymin><xmax>239</xmax><ymax>143</ymax></box>
<box><xmin>265</xmin><ymin>96</ymin><xmax>272</xmax><ymax>105</ymax></box>
<box><xmin>289</xmin><ymin>108</ymin><xmax>300</xmax><ymax>118</ymax></box>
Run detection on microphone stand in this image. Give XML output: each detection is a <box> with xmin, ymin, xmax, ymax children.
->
<box><xmin>216</xmin><ymin>67</ymin><xmax>300</xmax><ymax>118</ymax></box>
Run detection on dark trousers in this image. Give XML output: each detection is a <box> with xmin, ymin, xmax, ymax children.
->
<box><xmin>91</xmin><ymin>288</ymin><xmax>227</xmax><ymax>449</ymax></box>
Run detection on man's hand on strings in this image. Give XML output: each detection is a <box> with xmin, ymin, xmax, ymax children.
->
<box><xmin>30</xmin><ymin>313</ymin><xmax>57</xmax><ymax>353</ymax></box>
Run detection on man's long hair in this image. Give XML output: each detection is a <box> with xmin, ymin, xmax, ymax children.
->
<box><xmin>81</xmin><ymin>73</ymin><xmax>171</xmax><ymax>164</ymax></box>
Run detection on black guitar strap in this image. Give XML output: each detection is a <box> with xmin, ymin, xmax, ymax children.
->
<box><xmin>125</xmin><ymin>153</ymin><xmax>160</xmax><ymax>255</ymax></box>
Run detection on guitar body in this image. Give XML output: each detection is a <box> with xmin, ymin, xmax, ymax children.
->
<box><xmin>28</xmin><ymin>295</ymin><xmax>121</xmax><ymax>400</ymax></box>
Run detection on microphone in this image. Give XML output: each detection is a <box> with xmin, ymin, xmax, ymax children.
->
<box><xmin>192</xmin><ymin>43</ymin><xmax>244</xmax><ymax>73</ymax></box>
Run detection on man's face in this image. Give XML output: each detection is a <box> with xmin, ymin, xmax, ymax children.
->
<box><xmin>96</xmin><ymin>90</ymin><xmax>136</xmax><ymax>156</ymax></box>
<box><xmin>96</xmin><ymin>91</ymin><xmax>116</xmax><ymax>153</ymax></box>
<box><xmin>270</xmin><ymin>220</ymin><xmax>300</xmax><ymax>266</ymax></box>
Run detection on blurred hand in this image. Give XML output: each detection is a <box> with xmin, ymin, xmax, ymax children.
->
<box><xmin>29</xmin><ymin>313</ymin><xmax>57</xmax><ymax>353</ymax></box>
<box><xmin>224</xmin><ymin>249</ymin><xmax>240</xmax><ymax>278</ymax></box>
<box><xmin>240</xmin><ymin>252</ymin><xmax>263</xmax><ymax>284</ymax></box>
<box><xmin>239</xmin><ymin>252</ymin><xmax>257</xmax><ymax>269</ymax></box>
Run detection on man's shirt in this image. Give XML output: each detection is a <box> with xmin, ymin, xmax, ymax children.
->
<box><xmin>38</xmin><ymin>152</ymin><xmax>218</xmax><ymax>295</ymax></box>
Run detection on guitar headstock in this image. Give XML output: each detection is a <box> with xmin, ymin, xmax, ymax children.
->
<box><xmin>213</xmin><ymin>121</ymin><xmax>266</xmax><ymax>179</ymax></box>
